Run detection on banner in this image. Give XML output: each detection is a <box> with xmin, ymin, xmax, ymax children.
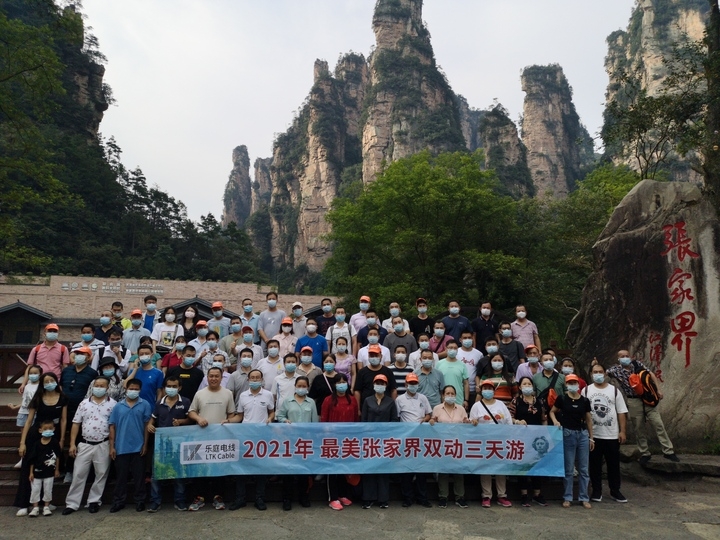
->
<box><xmin>154</xmin><ymin>422</ymin><xmax>563</xmax><ymax>480</ymax></box>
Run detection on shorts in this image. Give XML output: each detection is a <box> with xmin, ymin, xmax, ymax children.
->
<box><xmin>16</xmin><ymin>413</ymin><xmax>28</xmax><ymax>427</ymax></box>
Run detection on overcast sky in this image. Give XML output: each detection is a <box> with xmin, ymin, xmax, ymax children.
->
<box><xmin>81</xmin><ymin>0</ymin><xmax>636</xmax><ymax>221</ymax></box>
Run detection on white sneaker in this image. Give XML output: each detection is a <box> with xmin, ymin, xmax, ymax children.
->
<box><xmin>16</xmin><ymin>508</ymin><xmax>28</xmax><ymax>517</ymax></box>
<box><xmin>48</xmin><ymin>504</ymin><xmax>57</xmax><ymax>511</ymax></box>
<box><xmin>63</xmin><ymin>472</ymin><xmax>72</xmax><ymax>484</ymax></box>
<box><xmin>43</xmin><ymin>507</ymin><xmax>52</xmax><ymax>516</ymax></box>
<box><xmin>28</xmin><ymin>507</ymin><xmax>40</xmax><ymax>517</ymax></box>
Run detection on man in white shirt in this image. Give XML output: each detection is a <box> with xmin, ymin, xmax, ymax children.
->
<box><xmin>349</xmin><ymin>295</ymin><xmax>371</xmax><ymax>333</ymax></box>
<box><xmin>381</xmin><ymin>302</ymin><xmax>410</xmax><ymax>334</ymax></box>
<box><xmin>457</xmin><ymin>330</ymin><xmax>483</xmax><ymax>406</ymax></box>
<box><xmin>356</xmin><ymin>327</ymin><xmax>391</xmax><ymax>367</ymax></box>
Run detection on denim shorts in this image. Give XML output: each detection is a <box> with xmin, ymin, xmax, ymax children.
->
<box><xmin>16</xmin><ymin>413</ymin><xmax>28</xmax><ymax>427</ymax></box>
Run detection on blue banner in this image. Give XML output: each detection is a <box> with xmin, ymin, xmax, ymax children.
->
<box><xmin>154</xmin><ymin>423</ymin><xmax>563</xmax><ymax>480</ymax></box>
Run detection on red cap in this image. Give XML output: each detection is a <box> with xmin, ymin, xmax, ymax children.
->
<box><xmin>565</xmin><ymin>374</ymin><xmax>580</xmax><ymax>384</ymax></box>
<box><xmin>373</xmin><ymin>374</ymin><xmax>388</xmax><ymax>384</ymax></box>
<box><xmin>212</xmin><ymin>301</ymin><xmax>223</xmax><ymax>309</ymax></box>
<box><xmin>196</xmin><ymin>320</ymin><xmax>208</xmax><ymax>327</ymax></box>
<box><xmin>368</xmin><ymin>344</ymin><xmax>381</xmax><ymax>354</ymax></box>
<box><xmin>242</xmin><ymin>325</ymin><xmax>254</xmax><ymax>333</ymax></box>
<box><xmin>281</xmin><ymin>317</ymin><xmax>293</xmax><ymax>325</ymax></box>
<box><xmin>524</xmin><ymin>344</ymin><xmax>538</xmax><ymax>353</ymax></box>
<box><xmin>45</xmin><ymin>323</ymin><xmax>59</xmax><ymax>331</ymax></box>
<box><xmin>479</xmin><ymin>380</ymin><xmax>496</xmax><ymax>389</ymax></box>
<box><xmin>130</xmin><ymin>309</ymin><xmax>142</xmax><ymax>317</ymax></box>
<box><xmin>301</xmin><ymin>346</ymin><xmax>313</xmax><ymax>353</ymax></box>
<box><xmin>360</xmin><ymin>295</ymin><xmax>370</xmax><ymax>302</ymax></box>
<box><xmin>405</xmin><ymin>373</ymin><xmax>419</xmax><ymax>383</ymax></box>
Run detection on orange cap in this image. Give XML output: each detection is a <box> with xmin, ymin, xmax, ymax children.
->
<box><xmin>565</xmin><ymin>374</ymin><xmax>580</xmax><ymax>384</ymax></box>
<box><xmin>130</xmin><ymin>309</ymin><xmax>142</xmax><ymax>317</ymax></box>
<box><xmin>360</xmin><ymin>295</ymin><xmax>370</xmax><ymax>302</ymax></box>
<box><xmin>45</xmin><ymin>323</ymin><xmax>59</xmax><ymax>331</ymax></box>
<box><xmin>373</xmin><ymin>374</ymin><xmax>388</xmax><ymax>384</ymax></box>
<box><xmin>76</xmin><ymin>346</ymin><xmax>92</xmax><ymax>355</ymax></box>
<box><xmin>282</xmin><ymin>317</ymin><xmax>293</xmax><ymax>325</ymax></box>
<box><xmin>405</xmin><ymin>373</ymin><xmax>419</xmax><ymax>383</ymax></box>
<box><xmin>368</xmin><ymin>344</ymin><xmax>381</xmax><ymax>354</ymax></box>
<box><xmin>196</xmin><ymin>320</ymin><xmax>208</xmax><ymax>327</ymax></box>
<box><xmin>301</xmin><ymin>346</ymin><xmax>313</xmax><ymax>353</ymax></box>
<box><xmin>212</xmin><ymin>301</ymin><xmax>223</xmax><ymax>309</ymax></box>
<box><xmin>524</xmin><ymin>344</ymin><xmax>538</xmax><ymax>353</ymax></box>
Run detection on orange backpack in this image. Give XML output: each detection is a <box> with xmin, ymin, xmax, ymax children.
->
<box><xmin>628</xmin><ymin>364</ymin><xmax>660</xmax><ymax>407</ymax></box>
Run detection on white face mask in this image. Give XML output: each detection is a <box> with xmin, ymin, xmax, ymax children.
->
<box><xmin>481</xmin><ymin>308</ymin><xmax>491</xmax><ymax>317</ymax></box>
<box><xmin>516</xmin><ymin>311</ymin><xmax>527</xmax><ymax>319</ymax></box>
<box><xmin>306</xmin><ymin>325</ymin><xmax>317</xmax><ymax>334</ymax></box>
<box><xmin>165</xmin><ymin>314</ymin><xmax>176</xmax><ymax>323</ymax></box>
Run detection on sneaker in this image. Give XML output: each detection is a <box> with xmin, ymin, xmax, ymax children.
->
<box><xmin>638</xmin><ymin>455</ymin><xmax>651</xmax><ymax>466</ymax></box>
<box><xmin>62</xmin><ymin>508</ymin><xmax>76</xmax><ymax>515</ymax></box>
<box><xmin>455</xmin><ymin>498</ymin><xmax>468</xmax><ymax>509</ymax></box>
<box><xmin>174</xmin><ymin>502</ymin><xmax>188</xmax><ymax>511</ymax></box>
<box><xmin>16</xmin><ymin>508</ymin><xmax>28</xmax><ymax>517</ymax></box>
<box><xmin>401</xmin><ymin>499</ymin><xmax>412</xmax><ymax>507</ymax></box>
<box><xmin>147</xmin><ymin>502</ymin><xmax>160</xmax><ymax>513</ymax></box>
<box><xmin>282</xmin><ymin>499</ymin><xmax>292</xmax><ymax>511</ymax></box>
<box><xmin>135</xmin><ymin>502</ymin><xmax>145</xmax><ymax>512</ymax></box>
<box><xmin>339</xmin><ymin>497</ymin><xmax>352</xmax><ymax>506</ymax></box>
<box><xmin>88</xmin><ymin>502</ymin><xmax>99</xmax><ymax>513</ymax></box>
<box><xmin>29</xmin><ymin>507</ymin><xmax>40</xmax><ymax>517</ymax></box>
<box><xmin>437</xmin><ymin>498</ymin><xmax>447</xmax><ymax>509</ymax></box>
<box><xmin>481</xmin><ymin>497</ymin><xmax>491</xmax><ymax>508</ymax></box>
<box><xmin>664</xmin><ymin>453</ymin><xmax>680</xmax><ymax>462</ymax></box>
<box><xmin>188</xmin><ymin>497</ymin><xmax>205</xmax><ymax>512</ymax></box>
<box><xmin>109</xmin><ymin>504</ymin><xmax>124</xmax><ymax>513</ymax></box>
<box><xmin>521</xmin><ymin>494</ymin><xmax>531</xmax><ymax>507</ymax></box>
<box><xmin>48</xmin><ymin>505</ymin><xmax>57</xmax><ymax>511</ymax></box>
<box><xmin>329</xmin><ymin>500</ymin><xmax>343</xmax><ymax>511</ymax></box>
<box><xmin>590</xmin><ymin>492</ymin><xmax>602</xmax><ymax>503</ymax></box>
<box><xmin>532</xmin><ymin>494</ymin><xmax>548</xmax><ymax>507</ymax></box>
<box><xmin>212</xmin><ymin>495</ymin><xmax>225</xmax><ymax>510</ymax></box>
<box><xmin>362</xmin><ymin>501</ymin><xmax>373</xmax><ymax>509</ymax></box>
<box><xmin>610</xmin><ymin>491</ymin><xmax>628</xmax><ymax>503</ymax></box>
<box><xmin>497</xmin><ymin>497</ymin><xmax>512</xmax><ymax>508</ymax></box>
<box><xmin>379</xmin><ymin>502</ymin><xmax>388</xmax><ymax>509</ymax></box>
<box><xmin>418</xmin><ymin>500</ymin><xmax>432</xmax><ymax>508</ymax></box>
<box><xmin>254</xmin><ymin>498</ymin><xmax>267</xmax><ymax>511</ymax></box>
<box><xmin>43</xmin><ymin>506</ymin><xmax>52</xmax><ymax>516</ymax></box>
<box><xmin>63</xmin><ymin>472</ymin><xmax>73</xmax><ymax>484</ymax></box>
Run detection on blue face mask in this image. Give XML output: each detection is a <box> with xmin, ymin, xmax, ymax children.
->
<box><xmin>197</xmin><ymin>329</ymin><xmax>208</xmax><ymax>337</ymax></box>
<box><xmin>231</xmin><ymin>324</ymin><xmax>242</xmax><ymax>333</ymax></box>
<box><xmin>359</xmin><ymin>302</ymin><xmax>369</xmax><ymax>311</ymax></box>
<box><xmin>126</xmin><ymin>390</ymin><xmax>140</xmax><ymax>400</ymax></box>
<box><xmin>390</xmin><ymin>308</ymin><xmax>400</xmax><ymax>317</ymax></box>
<box><xmin>44</xmin><ymin>382</ymin><xmax>57</xmax><ymax>392</ymax></box>
<box><xmin>81</xmin><ymin>333</ymin><xmax>93</xmax><ymax>342</ymax></box>
<box><xmin>99</xmin><ymin>316</ymin><xmax>111</xmax><ymax>326</ymax></box>
<box><xmin>368</xmin><ymin>336</ymin><xmax>379</xmax><ymax>345</ymax></box>
<box><xmin>335</xmin><ymin>382</ymin><xmax>348</xmax><ymax>393</ymax></box>
<box><xmin>295</xmin><ymin>388</ymin><xmax>308</xmax><ymax>397</ymax></box>
<box><xmin>92</xmin><ymin>387</ymin><xmax>107</xmax><ymax>398</ymax></box>
<box><xmin>45</xmin><ymin>332</ymin><xmax>58</xmax><ymax>341</ymax></box>
<box><xmin>243</xmin><ymin>333</ymin><xmax>254</xmax><ymax>342</ymax></box>
<box><xmin>165</xmin><ymin>387</ymin><xmax>179</xmax><ymax>397</ymax></box>
<box><xmin>146</xmin><ymin>303</ymin><xmax>156</xmax><ymax>311</ymax></box>
<box><xmin>619</xmin><ymin>357</ymin><xmax>632</xmax><ymax>366</ymax></box>
<box><xmin>394</xmin><ymin>324</ymin><xmax>404</xmax><ymax>333</ymax></box>
<box><xmin>323</xmin><ymin>363</ymin><xmax>335</xmax><ymax>373</ymax></box>
<box><xmin>240</xmin><ymin>357</ymin><xmax>253</xmax><ymax>368</ymax></box>
<box><xmin>206</xmin><ymin>340</ymin><xmax>217</xmax><ymax>349</ymax></box>
<box><xmin>183</xmin><ymin>357</ymin><xmax>195</xmax><ymax>367</ymax></box>
<box><xmin>41</xmin><ymin>430</ymin><xmax>55</xmax><ymax>438</ymax></box>
<box><xmin>249</xmin><ymin>381</ymin><xmax>263</xmax><ymax>390</ymax></box>
<box><xmin>447</xmin><ymin>349</ymin><xmax>458</xmax><ymax>359</ymax></box>
<box><xmin>293</xmin><ymin>308</ymin><xmax>303</xmax><ymax>317</ymax></box>
<box><xmin>243</xmin><ymin>305</ymin><xmax>253</xmax><ymax>313</ymax></box>
<box><xmin>131</xmin><ymin>319</ymin><xmax>142</xmax><ymax>327</ymax></box>
<box><xmin>102</xmin><ymin>369</ymin><xmax>115</xmax><ymax>378</ymax></box>
<box><xmin>213</xmin><ymin>310</ymin><xmax>223</xmax><ymax>318</ymax></box>
<box><xmin>481</xmin><ymin>389</ymin><xmax>495</xmax><ymax>400</ymax></box>
<box><xmin>285</xmin><ymin>363</ymin><xmax>297</xmax><ymax>373</ymax></box>
<box><xmin>29</xmin><ymin>374</ymin><xmax>40</xmax><ymax>383</ymax></box>
<box><xmin>335</xmin><ymin>314</ymin><xmax>346</xmax><ymax>323</ymax></box>
<box><xmin>592</xmin><ymin>373</ymin><xmax>605</xmax><ymax>384</ymax></box>
<box><xmin>322</xmin><ymin>305</ymin><xmax>332</xmax><ymax>313</ymax></box>
<box><xmin>175</xmin><ymin>343</ymin><xmax>186</xmax><ymax>351</ymax></box>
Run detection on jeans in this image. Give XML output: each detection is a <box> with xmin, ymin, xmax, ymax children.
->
<box><xmin>563</xmin><ymin>428</ymin><xmax>589</xmax><ymax>502</ymax></box>
<box><xmin>150</xmin><ymin>478</ymin><xmax>186</xmax><ymax>506</ymax></box>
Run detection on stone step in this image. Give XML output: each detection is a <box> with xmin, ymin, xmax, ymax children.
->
<box><xmin>642</xmin><ymin>454</ymin><xmax>720</xmax><ymax>477</ymax></box>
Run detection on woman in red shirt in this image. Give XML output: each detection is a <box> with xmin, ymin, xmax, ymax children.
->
<box><xmin>160</xmin><ymin>337</ymin><xmax>186</xmax><ymax>375</ymax></box>
<box><xmin>321</xmin><ymin>374</ymin><xmax>358</xmax><ymax>510</ymax></box>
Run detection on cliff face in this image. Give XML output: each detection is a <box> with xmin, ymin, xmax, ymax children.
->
<box><xmin>604</xmin><ymin>0</ymin><xmax>707</xmax><ymax>180</ymax></box>
<box><xmin>361</xmin><ymin>0</ymin><xmax>466</xmax><ymax>184</ymax></box>
<box><xmin>251</xmin><ymin>157</ymin><xmax>272</xmax><ymax>214</ymax></box>
<box><xmin>522</xmin><ymin>65</ymin><xmax>594</xmax><ymax>198</ymax></box>
<box><xmin>221</xmin><ymin>146</ymin><xmax>252</xmax><ymax>228</ymax></box>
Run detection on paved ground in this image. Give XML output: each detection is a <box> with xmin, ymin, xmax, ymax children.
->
<box><xmin>2</xmin><ymin>478</ymin><xmax>720</xmax><ymax>540</ymax></box>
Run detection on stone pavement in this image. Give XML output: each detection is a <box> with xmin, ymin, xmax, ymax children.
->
<box><xmin>2</xmin><ymin>480</ymin><xmax>720</xmax><ymax>540</ymax></box>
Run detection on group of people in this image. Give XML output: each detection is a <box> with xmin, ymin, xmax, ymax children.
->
<box><xmin>11</xmin><ymin>293</ymin><xmax>679</xmax><ymax>516</ymax></box>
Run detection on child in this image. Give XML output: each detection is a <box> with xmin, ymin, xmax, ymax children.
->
<box><xmin>13</xmin><ymin>366</ymin><xmax>43</xmax><ymax>427</ymax></box>
<box><xmin>27</xmin><ymin>420</ymin><xmax>61</xmax><ymax>516</ymax></box>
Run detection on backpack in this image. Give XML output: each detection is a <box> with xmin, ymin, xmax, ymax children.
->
<box><xmin>537</xmin><ymin>372</ymin><xmax>559</xmax><ymax>408</ymax></box>
<box><xmin>31</xmin><ymin>342</ymin><xmax>67</xmax><ymax>363</ymax></box>
<box><xmin>628</xmin><ymin>363</ymin><xmax>660</xmax><ymax>407</ymax></box>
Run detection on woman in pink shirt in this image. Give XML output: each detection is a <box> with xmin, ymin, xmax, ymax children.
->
<box><xmin>430</xmin><ymin>385</ymin><xmax>470</xmax><ymax>508</ymax></box>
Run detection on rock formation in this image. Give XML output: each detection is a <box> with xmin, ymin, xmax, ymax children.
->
<box><xmin>251</xmin><ymin>157</ymin><xmax>272</xmax><ymax>214</ymax></box>
<box><xmin>567</xmin><ymin>180</ymin><xmax>720</xmax><ymax>448</ymax></box>
<box><xmin>521</xmin><ymin>64</ymin><xmax>594</xmax><ymax>198</ymax></box>
<box><xmin>361</xmin><ymin>0</ymin><xmax>466</xmax><ymax>184</ymax></box>
<box><xmin>221</xmin><ymin>145</ymin><xmax>252</xmax><ymax>228</ymax></box>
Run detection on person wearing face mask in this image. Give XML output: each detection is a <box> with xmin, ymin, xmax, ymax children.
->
<box><xmin>198</xmin><ymin>354</ymin><xmax>231</xmax><ymax>390</ymax></box>
<box><xmin>533</xmin><ymin>353</ymin><xmax>565</xmax><ymax>406</ymax></box>
<box><xmin>166</xmin><ymin>345</ymin><xmax>204</xmax><ymax>401</ymax></box>
<box><xmin>294</xmin><ymin>319</ymin><xmax>329</xmax><ymax>368</ymax></box>
<box><xmin>383</xmin><ymin>317</ymin><xmax>418</xmax><ymax>365</ymax></box>
<box><xmin>15</xmin><ymin>373</ymin><xmax>67</xmax><ymax>517</ymax></box>
<box><xmin>309</xmin><ymin>355</ymin><xmax>339</xmax><ymax>415</ymax></box>
<box><xmin>141</xmin><ymin>295</ymin><xmax>160</xmax><ymax>333</ymax></box>
<box><xmin>180</xmin><ymin>306</ymin><xmax>199</xmax><ymax>342</ymax></box>
<box><xmin>607</xmin><ymin>349</ymin><xmax>678</xmax><ymax>465</ymax></box>
<box><xmin>64</xmin><ymin>377</ymin><xmax>117</xmax><ymax>515</ymax></box>
<box><xmin>325</xmin><ymin>307</ymin><xmax>356</xmax><ymax>354</ymax></box>
<box><xmin>159</xmin><ymin>337</ymin><xmax>187</xmax><ymax>375</ymax></box>
<box><xmin>290</xmin><ymin>301</ymin><xmax>307</xmax><ymax>337</ymax></box>
<box><xmin>317</xmin><ymin>298</ymin><xmax>337</xmax><ymax>336</ymax></box>
<box><xmin>19</xmin><ymin>324</ymin><xmax>70</xmax><ymax>394</ymax></box>
<box><xmin>478</xmin><ymin>353</ymin><xmax>518</xmax><ymax>405</ymax></box>
<box><xmin>237</xmin><ymin>298</ymin><xmax>258</xmax><ymax>342</ymax></box>
<box><xmin>355</xmin><ymin>310</ymin><xmax>389</xmax><ymax>355</ymax></box>
<box><xmin>356</xmin><ymin>327</ymin><xmax>391</xmax><ymax>368</ymax></box>
<box><xmin>198</xmin><ymin>331</ymin><xmax>229</xmax><ymax>375</ymax></box>
<box><xmin>476</xmin><ymin>337</ymin><xmax>513</xmax><ymax>376</ymax></box>
<box><xmin>272</xmin><ymin>317</ymin><xmax>298</xmax><ymax>358</ymax></box>
<box><xmin>435</xmin><ymin>341</ymin><xmax>469</xmax><ymax>409</ymax></box>
<box><xmin>257</xmin><ymin>292</ymin><xmax>286</xmax><ymax>353</ymax></box>
<box><xmin>95</xmin><ymin>310</ymin><xmax>118</xmax><ymax>345</ymax></box>
<box><xmin>98</xmin><ymin>328</ymin><xmax>131</xmax><ymax>375</ymax></box>
<box><xmin>208</xmin><ymin>301</ymin><xmax>231</xmax><ymax>339</ymax></box>
<box><xmin>146</xmin><ymin>376</ymin><xmax>191</xmax><ymax>512</ymax></box>
<box><xmin>458</xmin><ymin>331</ymin><xmax>482</xmax><ymax>407</ymax></box>
<box><xmin>14</xmin><ymin>365</ymin><xmax>43</xmax><ymax>428</ymax></box>
<box><xmin>226</xmin><ymin>348</ymin><xmax>256</xmax><ymax>403</ymax></box>
<box><xmin>349</xmin><ymin>295</ymin><xmax>371</xmax><ymax>334</ymax></box>
<box><xmin>26</xmin><ymin>419</ymin><xmax>62</xmax><ymax>517</ymax></box>
<box><xmin>428</xmin><ymin>321</ymin><xmax>453</xmax><ymax>359</ymax></box>
<box><xmin>510</xmin><ymin>305</ymin><xmax>541</xmax><ymax>350</ymax></box>
<box><xmin>408</xmin><ymin>333</ymin><xmax>439</xmax><ymax>371</ymax></box>
<box><xmin>361</xmin><ymin>374</ymin><xmax>399</xmax><ymax>509</ymax></box>
<box><xmin>151</xmin><ymin>307</ymin><xmax>183</xmax><ymax>356</ymax></box>
<box><xmin>277</xmin><ymin>376</ymin><xmax>317</xmax><ymax>510</ymax></box>
<box><xmin>256</xmin><ymin>340</ymin><xmax>286</xmax><ymax>391</ymax></box>
<box><xmin>389</xmin><ymin>345</ymin><xmax>414</xmax><ymax>394</ymax></box>
<box><xmin>442</xmin><ymin>301</ymin><xmax>472</xmax><ymax>342</ymax></box>
<box><xmin>430</xmin><ymin>385</ymin><xmax>470</xmax><ymax>508</ymax></box>
<box><xmin>295</xmin><ymin>345</ymin><xmax>323</xmax><ymax>385</ymax></box>
<box><xmin>232</xmin><ymin>325</ymin><xmax>264</xmax><ymax>366</ymax></box>
<box><xmin>515</xmin><ymin>344</ymin><xmax>542</xmax><ymax>382</ymax></box>
<box><xmin>582</xmin><ymin>362</ymin><xmax>628</xmax><ymax>504</ymax></box>
<box><xmin>395</xmin><ymin>373</ymin><xmax>433</xmax><ymax>509</ymax></box>
<box><xmin>108</xmin><ymin>379</ymin><xmax>154</xmax><ymax>513</ymax></box>
<box><xmin>498</xmin><ymin>322</ymin><xmax>526</xmax><ymax>373</ymax></box>
<box><xmin>409</xmin><ymin>298</ymin><xmax>435</xmax><ymax>342</ymax></box>
<box><xmin>92</xmin><ymin>357</ymin><xmax>126</xmax><ymax>402</ymax></box>
<box><xmin>470</xmin><ymin>302</ymin><xmax>499</xmax><ymax>354</ymax></box>
<box><xmin>72</xmin><ymin>323</ymin><xmax>105</xmax><ymax>368</ymax></box>
<box><xmin>125</xmin><ymin>344</ymin><xmax>163</xmax><ymax>405</ymax></box>
<box><xmin>354</xmin><ymin>345</ymin><xmax>398</xmax><ymax>412</ymax></box>
<box><xmin>111</xmin><ymin>301</ymin><xmax>132</xmax><ymax>330</ymax></box>
<box><xmin>414</xmin><ymin>349</ymin><xmax>445</xmax><ymax>407</ymax></box>
<box><xmin>188</xmin><ymin>320</ymin><xmax>210</xmax><ymax>360</ymax></box>
<box><xmin>331</xmin><ymin>336</ymin><xmax>355</xmax><ymax>386</ymax></box>
<box><xmin>508</xmin><ymin>376</ymin><xmax>548</xmax><ymax>507</ymax></box>
<box><xmin>221</xmin><ymin>317</ymin><xmax>246</xmax><ymax>356</ymax></box>
<box><xmin>123</xmin><ymin>310</ymin><xmax>152</xmax><ymax>355</ymax></box>
<box><xmin>560</xmin><ymin>357</ymin><xmax>586</xmax><ymax>392</ymax></box>
<box><xmin>274</xmin><ymin>353</ymin><xmax>301</xmax><ymax>409</ymax></box>
<box><xmin>381</xmin><ymin>302</ymin><xmax>410</xmax><ymax>334</ymax></box>
<box><xmin>549</xmin><ymin>374</ymin><xmax>594</xmax><ymax>509</ymax></box>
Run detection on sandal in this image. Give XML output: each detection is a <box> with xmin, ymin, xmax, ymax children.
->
<box><xmin>562</xmin><ymin>501</ymin><xmax>571</xmax><ymax>508</ymax></box>
<box><xmin>582</xmin><ymin>501</ymin><xmax>592</xmax><ymax>509</ymax></box>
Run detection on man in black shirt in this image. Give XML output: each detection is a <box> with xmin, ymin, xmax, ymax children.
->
<box><xmin>409</xmin><ymin>298</ymin><xmax>435</xmax><ymax>341</ymax></box>
<box><xmin>166</xmin><ymin>345</ymin><xmax>204</xmax><ymax>401</ymax></box>
<box><xmin>471</xmin><ymin>302</ymin><xmax>499</xmax><ymax>354</ymax></box>
<box><xmin>353</xmin><ymin>344</ymin><xmax>397</xmax><ymax>414</ymax></box>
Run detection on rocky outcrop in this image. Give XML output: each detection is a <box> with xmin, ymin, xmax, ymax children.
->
<box><xmin>221</xmin><ymin>146</ymin><xmax>252</xmax><ymax>228</ymax></box>
<box><xmin>477</xmin><ymin>105</ymin><xmax>534</xmax><ymax>198</ymax></box>
<box><xmin>361</xmin><ymin>0</ymin><xmax>465</xmax><ymax>183</ymax></box>
<box><xmin>567</xmin><ymin>180</ymin><xmax>720</xmax><ymax>449</ymax></box>
<box><xmin>521</xmin><ymin>65</ymin><xmax>595</xmax><ymax>198</ymax></box>
<box><xmin>457</xmin><ymin>95</ymin><xmax>482</xmax><ymax>152</ymax></box>
<box><xmin>251</xmin><ymin>157</ymin><xmax>272</xmax><ymax>214</ymax></box>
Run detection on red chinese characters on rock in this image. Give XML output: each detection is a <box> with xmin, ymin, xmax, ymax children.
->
<box><xmin>670</xmin><ymin>311</ymin><xmax>697</xmax><ymax>368</ymax></box>
<box><xmin>647</xmin><ymin>333</ymin><xmax>665</xmax><ymax>383</ymax></box>
<box><xmin>661</xmin><ymin>221</ymin><xmax>700</xmax><ymax>262</ymax></box>
<box><xmin>667</xmin><ymin>268</ymin><xmax>695</xmax><ymax>305</ymax></box>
